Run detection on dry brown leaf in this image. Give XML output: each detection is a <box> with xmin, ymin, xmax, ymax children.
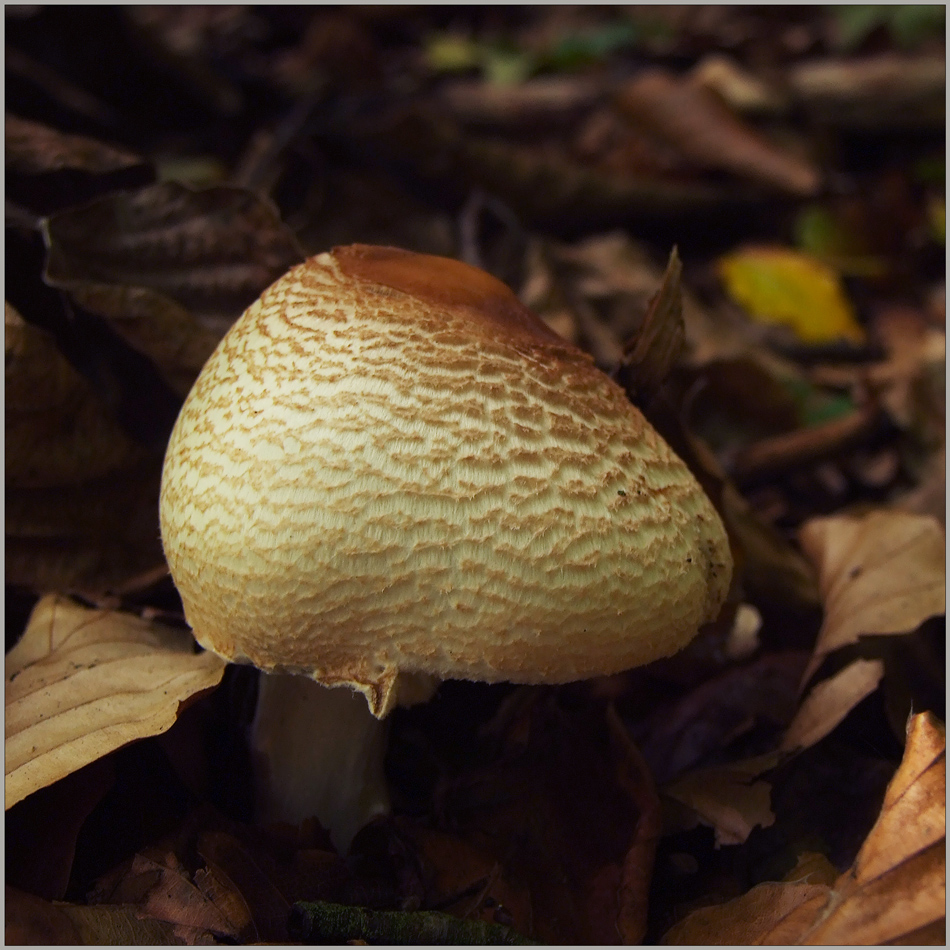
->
<box><xmin>782</xmin><ymin>658</ymin><xmax>884</xmax><ymax>752</ymax></box>
<box><xmin>5</xmin><ymin>302</ymin><xmax>146</xmax><ymax>489</ymax></box>
<box><xmin>664</xmin><ymin>751</ymin><xmax>782</xmax><ymax>848</ymax></box>
<box><xmin>42</xmin><ymin>180</ymin><xmax>304</xmax><ymax>392</ymax></box>
<box><xmin>6</xmin><ymin>114</ymin><xmax>153</xmax><ymax>214</ymax></box>
<box><xmin>798</xmin><ymin>509</ymin><xmax>946</xmax><ymax>682</ymax></box>
<box><xmin>5</xmin><ymin>595</ymin><xmax>226</xmax><ymax>808</ymax></box>
<box><xmin>664</xmin><ymin>712</ymin><xmax>946</xmax><ymax>945</ymax></box>
<box><xmin>5</xmin><ymin>302</ymin><xmax>167</xmax><ymax>592</ymax></box>
<box><xmin>5</xmin><ymin>885</ymin><xmax>183</xmax><ymax>945</ymax></box>
<box><xmin>867</xmin><ymin>306</ymin><xmax>946</xmax><ymax>441</ymax></box>
<box><xmin>617</xmin><ymin>246</ymin><xmax>685</xmax><ymax>404</ymax></box>
<box><xmin>108</xmin><ymin>852</ymin><xmax>248</xmax><ymax>943</ymax></box>
<box><xmin>614</xmin><ymin>69</ymin><xmax>819</xmax><ymax>196</ymax></box>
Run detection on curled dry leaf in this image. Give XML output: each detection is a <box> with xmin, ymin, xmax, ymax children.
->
<box><xmin>617</xmin><ymin>246</ymin><xmax>685</xmax><ymax>404</ymax></box>
<box><xmin>6</xmin><ymin>113</ymin><xmax>153</xmax><ymax>215</ymax></box>
<box><xmin>781</xmin><ymin>658</ymin><xmax>884</xmax><ymax>752</ymax></box>
<box><xmin>614</xmin><ymin>69</ymin><xmax>819</xmax><ymax>196</ymax></box>
<box><xmin>664</xmin><ymin>751</ymin><xmax>782</xmax><ymax>848</ymax></box>
<box><xmin>664</xmin><ymin>712</ymin><xmax>946</xmax><ymax>945</ymax></box>
<box><xmin>5</xmin><ymin>303</ymin><xmax>166</xmax><ymax>592</ymax></box>
<box><xmin>42</xmin><ymin>181</ymin><xmax>304</xmax><ymax>393</ymax></box>
<box><xmin>96</xmin><ymin>851</ymin><xmax>254</xmax><ymax>944</ymax></box>
<box><xmin>798</xmin><ymin>509</ymin><xmax>946</xmax><ymax>681</ymax></box>
<box><xmin>5</xmin><ymin>594</ymin><xmax>226</xmax><ymax>809</ymax></box>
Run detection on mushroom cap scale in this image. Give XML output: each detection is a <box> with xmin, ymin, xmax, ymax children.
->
<box><xmin>159</xmin><ymin>245</ymin><xmax>732</xmax><ymax>716</ymax></box>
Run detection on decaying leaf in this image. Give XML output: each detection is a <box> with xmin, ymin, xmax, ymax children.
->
<box><xmin>5</xmin><ymin>595</ymin><xmax>226</xmax><ymax>808</ymax></box>
<box><xmin>867</xmin><ymin>305</ymin><xmax>946</xmax><ymax>440</ymax></box>
<box><xmin>617</xmin><ymin>246</ymin><xmax>685</xmax><ymax>404</ymax></box>
<box><xmin>664</xmin><ymin>751</ymin><xmax>782</xmax><ymax>848</ymax></box>
<box><xmin>664</xmin><ymin>712</ymin><xmax>946</xmax><ymax>945</ymax></box>
<box><xmin>5</xmin><ymin>303</ymin><xmax>146</xmax><ymax>489</ymax></box>
<box><xmin>798</xmin><ymin>509</ymin><xmax>946</xmax><ymax>681</ymax></box>
<box><xmin>5</xmin><ymin>302</ymin><xmax>167</xmax><ymax>592</ymax></box>
<box><xmin>42</xmin><ymin>181</ymin><xmax>304</xmax><ymax>392</ymax></box>
<box><xmin>6</xmin><ymin>114</ymin><xmax>153</xmax><ymax>214</ymax></box>
<box><xmin>95</xmin><ymin>851</ymin><xmax>253</xmax><ymax>944</ymax></box>
<box><xmin>405</xmin><ymin>694</ymin><xmax>663</xmax><ymax>944</ymax></box>
<box><xmin>5</xmin><ymin>885</ymin><xmax>183</xmax><ymax>946</ymax></box>
<box><xmin>614</xmin><ymin>69</ymin><xmax>819</xmax><ymax>195</ymax></box>
<box><xmin>782</xmin><ymin>658</ymin><xmax>885</xmax><ymax>753</ymax></box>
<box><xmin>718</xmin><ymin>246</ymin><xmax>865</xmax><ymax>344</ymax></box>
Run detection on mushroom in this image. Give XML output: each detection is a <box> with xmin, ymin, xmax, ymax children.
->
<box><xmin>159</xmin><ymin>244</ymin><xmax>732</xmax><ymax>851</ymax></box>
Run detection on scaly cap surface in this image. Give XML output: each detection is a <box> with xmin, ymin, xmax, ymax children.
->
<box><xmin>160</xmin><ymin>245</ymin><xmax>732</xmax><ymax>716</ymax></box>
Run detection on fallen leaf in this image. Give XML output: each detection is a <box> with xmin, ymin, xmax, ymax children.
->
<box><xmin>6</xmin><ymin>756</ymin><xmax>115</xmax><ymax>901</ymax></box>
<box><xmin>798</xmin><ymin>509</ymin><xmax>946</xmax><ymax>681</ymax></box>
<box><xmin>104</xmin><ymin>852</ymin><xmax>249</xmax><ymax>943</ymax></box>
<box><xmin>664</xmin><ymin>751</ymin><xmax>782</xmax><ymax>848</ymax></box>
<box><xmin>718</xmin><ymin>246</ymin><xmax>865</xmax><ymax>344</ymax></box>
<box><xmin>42</xmin><ymin>181</ymin><xmax>304</xmax><ymax>392</ymax></box>
<box><xmin>409</xmin><ymin>693</ymin><xmax>658</xmax><ymax>943</ymax></box>
<box><xmin>5</xmin><ymin>303</ymin><xmax>146</xmax><ymax>488</ymax></box>
<box><xmin>639</xmin><ymin>651</ymin><xmax>807</xmax><ymax>785</ymax></box>
<box><xmin>5</xmin><ymin>302</ymin><xmax>167</xmax><ymax>592</ymax></box>
<box><xmin>5</xmin><ymin>885</ymin><xmax>183</xmax><ymax>945</ymax></box>
<box><xmin>867</xmin><ymin>305</ymin><xmax>946</xmax><ymax>439</ymax></box>
<box><xmin>5</xmin><ymin>594</ymin><xmax>226</xmax><ymax>808</ymax></box>
<box><xmin>897</xmin><ymin>445</ymin><xmax>945</xmax><ymax>525</ymax></box>
<box><xmin>617</xmin><ymin>246</ymin><xmax>685</xmax><ymax>404</ymax></box>
<box><xmin>782</xmin><ymin>658</ymin><xmax>885</xmax><ymax>752</ymax></box>
<box><xmin>614</xmin><ymin>69</ymin><xmax>819</xmax><ymax>195</ymax></box>
<box><xmin>664</xmin><ymin>712</ymin><xmax>946</xmax><ymax>945</ymax></box>
<box><xmin>6</xmin><ymin>113</ymin><xmax>153</xmax><ymax>215</ymax></box>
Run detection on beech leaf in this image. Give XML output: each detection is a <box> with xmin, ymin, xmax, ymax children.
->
<box><xmin>5</xmin><ymin>595</ymin><xmax>226</xmax><ymax>808</ymax></box>
<box><xmin>664</xmin><ymin>751</ymin><xmax>782</xmax><ymax>848</ymax></box>
<box><xmin>5</xmin><ymin>303</ymin><xmax>166</xmax><ymax>592</ymax></box>
<box><xmin>614</xmin><ymin>69</ymin><xmax>819</xmax><ymax>195</ymax></box>
<box><xmin>798</xmin><ymin>509</ymin><xmax>946</xmax><ymax>681</ymax></box>
<box><xmin>42</xmin><ymin>181</ymin><xmax>304</xmax><ymax>393</ymax></box>
<box><xmin>781</xmin><ymin>658</ymin><xmax>885</xmax><ymax>752</ymax></box>
<box><xmin>664</xmin><ymin>712</ymin><xmax>946</xmax><ymax>945</ymax></box>
<box><xmin>718</xmin><ymin>246</ymin><xmax>865</xmax><ymax>344</ymax></box>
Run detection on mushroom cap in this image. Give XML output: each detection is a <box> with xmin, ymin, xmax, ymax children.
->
<box><xmin>159</xmin><ymin>245</ymin><xmax>732</xmax><ymax>716</ymax></box>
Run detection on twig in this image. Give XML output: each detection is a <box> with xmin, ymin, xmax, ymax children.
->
<box><xmin>288</xmin><ymin>900</ymin><xmax>537</xmax><ymax>945</ymax></box>
<box><xmin>729</xmin><ymin>404</ymin><xmax>886</xmax><ymax>486</ymax></box>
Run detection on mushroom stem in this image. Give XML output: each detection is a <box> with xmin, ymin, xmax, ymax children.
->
<box><xmin>249</xmin><ymin>673</ymin><xmax>390</xmax><ymax>853</ymax></box>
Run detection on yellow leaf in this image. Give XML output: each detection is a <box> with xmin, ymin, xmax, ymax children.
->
<box><xmin>5</xmin><ymin>595</ymin><xmax>226</xmax><ymax>808</ymax></box>
<box><xmin>718</xmin><ymin>246</ymin><xmax>865</xmax><ymax>344</ymax></box>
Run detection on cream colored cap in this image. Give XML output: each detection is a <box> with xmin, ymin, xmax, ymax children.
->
<box><xmin>159</xmin><ymin>245</ymin><xmax>732</xmax><ymax>716</ymax></box>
